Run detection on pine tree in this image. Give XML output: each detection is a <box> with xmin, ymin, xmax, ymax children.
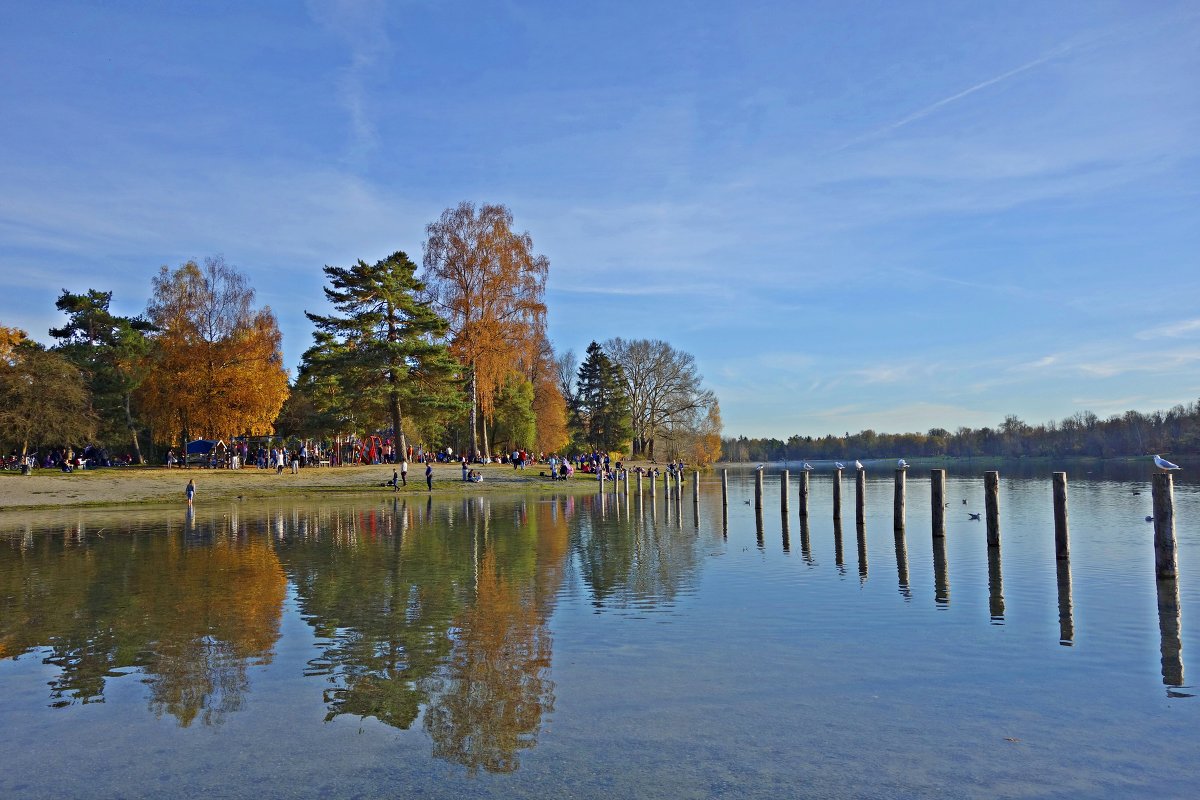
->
<box><xmin>303</xmin><ymin>251</ymin><xmax>465</xmax><ymax>455</ymax></box>
<box><xmin>573</xmin><ymin>341</ymin><xmax>632</xmax><ymax>453</ymax></box>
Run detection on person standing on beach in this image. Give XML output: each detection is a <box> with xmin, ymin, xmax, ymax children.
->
<box><xmin>400</xmin><ymin>458</ymin><xmax>408</xmax><ymax>486</ymax></box>
<box><xmin>426</xmin><ymin>461</ymin><xmax>433</xmax><ymax>491</ymax></box>
<box><xmin>185</xmin><ymin>478</ymin><xmax>196</xmax><ymax>504</ymax></box>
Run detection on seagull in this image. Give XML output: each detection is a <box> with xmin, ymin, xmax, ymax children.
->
<box><xmin>897</xmin><ymin>459</ymin><xmax>909</xmax><ymax>469</ymax></box>
<box><xmin>755</xmin><ymin>464</ymin><xmax>765</xmax><ymax>471</ymax></box>
<box><xmin>802</xmin><ymin>462</ymin><xmax>814</xmax><ymax>471</ymax></box>
<box><xmin>855</xmin><ymin>460</ymin><xmax>864</xmax><ymax>471</ymax></box>
<box><xmin>1154</xmin><ymin>454</ymin><xmax>1181</xmax><ymax>471</ymax></box>
<box><xmin>834</xmin><ymin>461</ymin><xmax>845</xmax><ymax>470</ymax></box>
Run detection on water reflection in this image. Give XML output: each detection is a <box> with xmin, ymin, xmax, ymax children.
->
<box><xmin>1156</xmin><ymin>578</ymin><xmax>1185</xmax><ymax>690</ymax></box>
<box><xmin>0</xmin><ymin>515</ymin><xmax>285</xmax><ymax>726</ymax></box>
<box><xmin>987</xmin><ymin>545</ymin><xmax>1005</xmax><ymax>624</ymax></box>
<box><xmin>933</xmin><ymin>535</ymin><xmax>949</xmax><ymax>607</ymax></box>
<box><xmin>893</xmin><ymin>530</ymin><xmax>911</xmax><ymax>600</ymax></box>
<box><xmin>856</xmin><ymin>522</ymin><xmax>868</xmax><ymax>582</ymax></box>
<box><xmin>833</xmin><ymin>517</ymin><xmax>845</xmax><ymax>573</ymax></box>
<box><xmin>1057</xmin><ymin>559</ymin><xmax>1075</xmax><ymax>646</ymax></box>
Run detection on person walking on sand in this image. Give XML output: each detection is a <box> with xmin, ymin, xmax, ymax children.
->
<box><xmin>426</xmin><ymin>461</ymin><xmax>433</xmax><ymax>491</ymax></box>
<box><xmin>185</xmin><ymin>478</ymin><xmax>196</xmax><ymax>504</ymax></box>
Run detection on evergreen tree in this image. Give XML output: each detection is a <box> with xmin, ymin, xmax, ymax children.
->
<box><xmin>573</xmin><ymin>341</ymin><xmax>631</xmax><ymax>452</ymax></box>
<box><xmin>49</xmin><ymin>289</ymin><xmax>154</xmax><ymax>462</ymax></box>
<box><xmin>303</xmin><ymin>251</ymin><xmax>465</xmax><ymax>455</ymax></box>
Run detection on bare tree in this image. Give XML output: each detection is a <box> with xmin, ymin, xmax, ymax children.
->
<box><xmin>603</xmin><ymin>338</ymin><xmax>715</xmax><ymax>460</ymax></box>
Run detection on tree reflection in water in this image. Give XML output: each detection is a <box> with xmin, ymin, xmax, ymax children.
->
<box><xmin>0</xmin><ymin>514</ymin><xmax>285</xmax><ymax>727</ymax></box>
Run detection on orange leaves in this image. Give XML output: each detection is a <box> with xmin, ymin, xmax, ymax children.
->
<box><xmin>138</xmin><ymin>258</ymin><xmax>289</xmax><ymax>444</ymax></box>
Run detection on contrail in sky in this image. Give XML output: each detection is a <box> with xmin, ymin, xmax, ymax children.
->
<box><xmin>831</xmin><ymin>43</ymin><xmax>1076</xmax><ymax>153</ymax></box>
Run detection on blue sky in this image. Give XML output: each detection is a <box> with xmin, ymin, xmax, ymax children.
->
<box><xmin>1</xmin><ymin>1</ymin><xmax>1197</xmax><ymax>439</ymax></box>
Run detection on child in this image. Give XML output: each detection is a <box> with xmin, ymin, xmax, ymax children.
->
<box><xmin>185</xmin><ymin>478</ymin><xmax>196</xmax><ymax>504</ymax></box>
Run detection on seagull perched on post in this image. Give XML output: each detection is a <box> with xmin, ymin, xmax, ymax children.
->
<box><xmin>802</xmin><ymin>462</ymin><xmax>814</xmax><ymax>471</ymax></box>
<box><xmin>897</xmin><ymin>459</ymin><xmax>909</xmax><ymax>469</ymax></box>
<box><xmin>834</xmin><ymin>461</ymin><xmax>845</xmax><ymax>470</ymax></box>
<box><xmin>855</xmin><ymin>460</ymin><xmax>864</xmax><ymax>471</ymax></box>
<box><xmin>755</xmin><ymin>464</ymin><xmax>765</xmax><ymax>471</ymax></box>
<box><xmin>1154</xmin><ymin>454</ymin><xmax>1181</xmax><ymax>471</ymax></box>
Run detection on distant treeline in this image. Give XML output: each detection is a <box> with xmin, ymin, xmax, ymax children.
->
<box><xmin>722</xmin><ymin>400</ymin><xmax>1200</xmax><ymax>462</ymax></box>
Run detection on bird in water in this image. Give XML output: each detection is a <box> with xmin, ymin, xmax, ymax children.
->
<box><xmin>1154</xmin><ymin>454</ymin><xmax>1181</xmax><ymax>471</ymax></box>
<box><xmin>969</xmin><ymin>513</ymin><xmax>981</xmax><ymax>520</ymax></box>
<box><xmin>962</xmin><ymin>499</ymin><xmax>968</xmax><ymax>504</ymax></box>
<box><xmin>1145</xmin><ymin>515</ymin><xmax>1154</xmax><ymax>522</ymax></box>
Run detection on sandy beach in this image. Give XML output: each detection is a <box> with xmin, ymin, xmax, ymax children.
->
<box><xmin>0</xmin><ymin>461</ymin><xmax>614</xmax><ymax>511</ymax></box>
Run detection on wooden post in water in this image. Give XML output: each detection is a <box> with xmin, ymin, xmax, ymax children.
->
<box><xmin>780</xmin><ymin>470</ymin><xmax>789</xmax><ymax>512</ymax></box>
<box><xmin>1152</xmin><ymin>473</ymin><xmax>1178</xmax><ymax>579</ymax></box>
<box><xmin>1053</xmin><ymin>472</ymin><xmax>1070</xmax><ymax>560</ymax></box>
<box><xmin>984</xmin><ymin>470</ymin><xmax>1001</xmax><ymax>548</ymax></box>
<box><xmin>599</xmin><ymin>471</ymin><xmax>605</xmax><ymax>493</ymax></box>
<box><xmin>623</xmin><ymin>469</ymin><xmax>629</xmax><ymax>494</ymax></box>
<box><xmin>833</xmin><ymin>468</ymin><xmax>843</xmax><ymax>519</ymax></box>
<box><xmin>855</xmin><ymin>468</ymin><xmax>866</xmax><ymax>527</ymax></box>
<box><xmin>931</xmin><ymin>469</ymin><xmax>946</xmax><ymax>538</ymax></box>
<box><xmin>721</xmin><ymin>469</ymin><xmax>728</xmax><ymax>507</ymax></box>
<box><xmin>799</xmin><ymin>471</ymin><xmax>810</xmax><ymax>519</ymax></box>
<box><xmin>637</xmin><ymin>470</ymin><xmax>643</xmax><ymax>497</ymax></box>
<box><xmin>693</xmin><ymin>470</ymin><xmax>700</xmax><ymax>504</ymax></box>
<box><xmin>894</xmin><ymin>469</ymin><xmax>906</xmax><ymax>534</ymax></box>
<box><xmin>755</xmin><ymin>469</ymin><xmax>764</xmax><ymax>509</ymax></box>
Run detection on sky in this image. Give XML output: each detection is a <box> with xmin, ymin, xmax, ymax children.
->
<box><xmin>1</xmin><ymin>1</ymin><xmax>1197</xmax><ymax>439</ymax></box>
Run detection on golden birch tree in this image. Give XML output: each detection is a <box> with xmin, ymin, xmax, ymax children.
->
<box><xmin>422</xmin><ymin>202</ymin><xmax>548</xmax><ymax>458</ymax></box>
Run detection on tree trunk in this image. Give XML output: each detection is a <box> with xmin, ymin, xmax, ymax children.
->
<box><xmin>481</xmin><ymin>416</ymin><xmax>490</xmax><ymax>461</ymax></box>
<box><xmin>468</xmin><ymin>365</ymin><xmax>479</xmax><ymax>459</ymax></box>
<box><xmin>124</xmin><ymin>392</ymin><xmax>144</xmax><ymax>464</ymax></box>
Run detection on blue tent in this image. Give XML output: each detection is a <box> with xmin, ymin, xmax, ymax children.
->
<box><xmin>185</xmin><ymin>439</ymin><xmax>225</xmax><ymax>455</ymax></box>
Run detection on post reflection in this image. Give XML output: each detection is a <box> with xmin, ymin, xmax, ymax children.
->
<box><xmin>799</xmin><ymin>516</ymin><xmax>813</xmax><ymax>565</ymax></box>
<box><xmin>987</xmin><ymin>545</ymin><xmax>1005</xmax><ymax>623</ymax></box>
<box><xmin>755</xmin><ymin>506</ymin><xmax>765</xmax><ymax>550</ymax></box>
<box><xmin>1156</xmin><ymin>577</ymin><xmax>1185</xmax><ymax>690</ymax></box>
<box><xmin>933</xmin><ymin>535</ymin><xmax>949</xmax><ymax>607</ymax></box>
<box><xmin>781</xmin><ymin>512</ymin><xmax>790</xmax><ymax>554</ymax></box>
<box><xmin>856</xmin><ymin>522</ymin><xmax>868</xmax><ymax>582</ymax></box>
<box><xmin>893</xmin><ymin>529</ymin><xmax>910</xmax><ymax>600</ymax></box>
<box><xmin>833</xmin><ymin>517</ymin><xmax>845</xmax><ymax>573</ymax></box>
<box><xmin>1056</xmin><ymin>559</ymin><xmax>1074</xmax><ymax>646</ymax></box>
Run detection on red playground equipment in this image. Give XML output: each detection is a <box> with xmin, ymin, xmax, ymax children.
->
<box><xmin>354</xmin><ymin>435</ymin><xmax>387</xmax><ymax>465</ymax></box>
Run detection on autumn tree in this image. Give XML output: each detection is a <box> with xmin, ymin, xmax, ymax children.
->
<box><xmin>302</xmin><ymin>251</ymin><xmax>464</xmax><ymax>455</ymax></box>
<box><xmin>0</xmin><ymin>334</ymin><xmax>97</xmax><ymax>458</ymax></box>
<box><xmin>49</xmin><ymin>289</ymin><xmax>154</xmax><ymax>462</ymax></box>
<box><xmin>529</xmin><ymin>335</ymin><xmax>569</xmax><ymax>455</ymax></box>
<box><xmin>603</xmin><ymin>337</ymin><xmax>716</xmax><ymax>461</ymax></box>
<box><xmin>137</xmin><ymin>257</ymin><xmax>289</xmax><ymax>446</ymax></box>
<box><xmin>422</xmin><ymin>202</ymin><xmax>548</xmax><ymax>459</ymax></box>
<box><xmin>573</xmin><ymin>341</ymin><xmax>631</xmax><ymax>453</ymax></box>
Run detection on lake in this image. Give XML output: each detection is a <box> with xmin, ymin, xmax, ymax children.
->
<box><xmin>1</xmin><ymin>461</ymin><xmax>1197</xmax><ymax>798</ymax></box>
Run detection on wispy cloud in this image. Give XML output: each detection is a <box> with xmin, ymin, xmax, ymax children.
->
<box><xmin>307</xmin><ymin>0</ymin><xmax>391</xmax><ymax>168</ymax></box>
<box><xmin>1135</xmin><ymin>317</ymin><xmax>1200</xmax><ymax>340</ymax></box>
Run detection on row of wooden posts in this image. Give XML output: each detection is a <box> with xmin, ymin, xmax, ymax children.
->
<box><xmin>597</xmin><ymin>467</ymin><xmax>1179</xmax><ymax>581</ymax></box>
<box><xmin>719</xmin><ymin>467</ymin><xmax>1181</xmax><ymax>580</ymax></box>
<box><xmin>598</xmin><ymin>466</ymin><xmax>1183</xmax><ymax>686</ymax></box>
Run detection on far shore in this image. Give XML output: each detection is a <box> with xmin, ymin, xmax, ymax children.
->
<box><xmin>0</xmin><ymin>460</ymin><xmax>707</xmax><ymax>512</ymax></box>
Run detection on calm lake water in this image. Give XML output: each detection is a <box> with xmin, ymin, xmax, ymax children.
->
<box><xmin>1</xmin><ymin>461</ymin><xmax>1198</xmax><ymax>799</ymax></box>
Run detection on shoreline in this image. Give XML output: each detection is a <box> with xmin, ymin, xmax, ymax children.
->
<box><xmin>0</xmin><ymin>462</ymin><xmax>638</xmax><ymax>512</ymax></box>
